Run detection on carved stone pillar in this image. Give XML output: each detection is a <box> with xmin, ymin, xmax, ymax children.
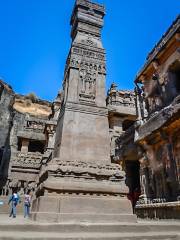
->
<box><xmin>138</xmin><ymin>154</ymin><xmax>150</xmax><ymax>203</ymax></box>
<box><xmin>21</xmin><ymin>139</ymin><xmax>29</xmax><ymax>153</ymax></box>
<box><xmin>135</xmin><ymin>86</ymin><xmax>143</xmax><ymax>122</ymax></box>
<box><xmin>142</xmin><ymin>91</ymin><xmax>148</xmax><ymax>119</ymax></box>
<box><xmin>160</xmin><ymin>131</ymin><xmax>179</xmax><ymax>200</ymax></box>
<box><xmin>31</xmin><ymin>0</ymin><xmax>136</xmax><ymax>223</ymax></box>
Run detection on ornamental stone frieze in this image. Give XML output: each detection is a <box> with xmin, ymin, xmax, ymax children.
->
<box><xmin>12</xmin><ymin>152</ymin><xmax>42</xmax><ymax>169</ymax></box>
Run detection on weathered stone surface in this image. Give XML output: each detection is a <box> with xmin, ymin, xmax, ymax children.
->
<box><xmin>53</xmin><ymin>105</ymin><xmax>110</xmax><ymax>163</ymax></box>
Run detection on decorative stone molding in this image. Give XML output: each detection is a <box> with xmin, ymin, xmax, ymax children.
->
<box><xmin>65</xmin><ymin>102</ymin><xmax>108</xmax><ymax>116</ymax></box>
<box><xmin>47</xmin><ymin>159</ymin><xmax>124</xmax><ymax>182</ymax></box>
<box><xmin>69</xmin><ymin>56</ymin><xmax>106</xmax><ymax>73</ymax></box>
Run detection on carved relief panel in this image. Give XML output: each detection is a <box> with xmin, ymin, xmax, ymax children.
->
<box><xmin>79</xmin><ymin>61</ymin><xmax>98</xmax><ymax>103</ymax></box>
<box><xmin>69</xmin><ymin>51</ymin><xmax>106</xmax><ymax>104</ymax></box>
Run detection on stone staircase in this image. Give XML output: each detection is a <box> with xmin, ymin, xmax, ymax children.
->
<box><xmin>0</xmin><ymin>216</ymin><xmax>179</xmax><ymax>240</ymax></box>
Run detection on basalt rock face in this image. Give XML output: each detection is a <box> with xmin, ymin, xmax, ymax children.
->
<box><xmin>30</xmin><ymin>0</ymin><xmax>136</xmax><ymax>223</ymax></box>
<box><xmin>0</xmin><ymin>80</ymin><xmax>15</xmax><ymax>188</ymax></box>
<box><xmin>0</xmin><ymin>81</ymin><xmax>14</xmax><ymax>147</ymax></box>
<box><xmin>0</xmin><ymin>78</ymin><xmax>54</xmax><ymax>199</ymax></box>
<box><xmin>13</xmin><ymin>94</ymin><xmax>52</xmax><ymax>118</ymax></box>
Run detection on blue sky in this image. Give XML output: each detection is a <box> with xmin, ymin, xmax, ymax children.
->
<box><xmin>0</xmin><ymin>0</ymin><xmax>179</xmax><ymax>101</ymax></box>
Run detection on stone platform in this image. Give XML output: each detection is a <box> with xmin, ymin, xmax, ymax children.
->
<box><xmin>0</xmin><ymin>215</ymin><xmax>180</xmax><ymax>240</ymax></box>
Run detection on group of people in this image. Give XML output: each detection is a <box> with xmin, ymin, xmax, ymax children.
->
<box><xmin>8</xmin><ymin>190</ymin><xmax>31</xmax><ymax>218</ymax></box>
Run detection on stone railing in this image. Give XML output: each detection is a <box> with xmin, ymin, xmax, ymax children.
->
<box><xmin>12</xmin><ymin>151</ymin><xmax>43</xmax><ymax>169</ymax></box>
<box><xmin>135</xmin><ymin>200</ymin><xmax>180</xmax><ymax>219</ymax></box>
<box><xmin>136</xmin><ymin>201</ymin><xmax>180</xmax><ymax>208</ymax></box>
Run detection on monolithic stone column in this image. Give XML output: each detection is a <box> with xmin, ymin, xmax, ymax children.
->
<box><xmin>21</xmin><ymin>139</ymin><xmax>29</xmax><ymax>153</ymax></box>
<box><xmin>31</xmin><ymin>0</ymin><xmax>136</xmax><ymax>223</ymax></box>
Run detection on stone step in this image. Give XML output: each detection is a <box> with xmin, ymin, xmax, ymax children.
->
<box><xmin>0</xmin><ymin>231</ymin><xmax>179</xmax><ymax>240</ymax></box>
<box><xmin>0</xmin><ymin>215</ymin><xmax>179</xmax><ymax>239</ymax></box>
<box><xmin>0</xmin><ymin>221</ymin><xmax>180</xmax><ymax>234</ymax></box>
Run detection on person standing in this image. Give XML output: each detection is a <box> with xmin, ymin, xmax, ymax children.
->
<box><xmin>8</xmin><ymin>190</ymin><xmax>20</xmax><ymax>218</ymax></box>
<box><xmin>24</xmin><ymin>190</ymin><xmax>31</xmax><ymax>218</ymax></box>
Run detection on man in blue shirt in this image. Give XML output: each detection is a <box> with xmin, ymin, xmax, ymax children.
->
<box><xmin>8</xmin><ymin>190</ymin><xmax>20</xmax><ymax>218</ymax></box>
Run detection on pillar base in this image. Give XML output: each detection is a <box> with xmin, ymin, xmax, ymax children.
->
<box><xmin>31</xmin><ymin>195</ymin><xmax>137</xmax><ymax>223</ymax></box>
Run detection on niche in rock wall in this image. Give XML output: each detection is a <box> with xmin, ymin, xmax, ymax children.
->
<box><xmin>28</xmin><ymin>140</ymin><xmax>45</xmax><ymax>154</ymax></box>
<box><xmin>18</xmin><ymin>137</ymin><xmax>45</xmax><ymax>154</ymax></box>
